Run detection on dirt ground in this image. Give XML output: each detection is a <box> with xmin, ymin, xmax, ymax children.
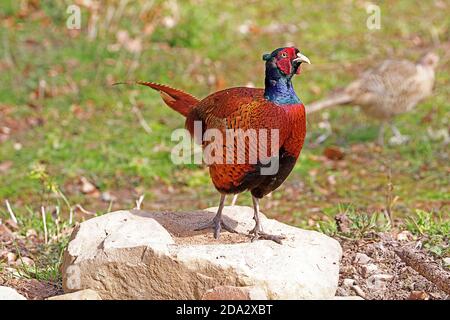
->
<box><xmin>336</xmin><ymin>233</ymin><xmax>449</xmax><ymax>300</ymax></box>
<box><xmin>1</xmin><ymin>219</ymin><xmax>448</xmax><ymax>300</ymax></box>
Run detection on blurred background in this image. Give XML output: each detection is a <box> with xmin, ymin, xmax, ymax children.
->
<box><xmin>0</xmin><ymin>0</ymin><xmax>448</xmax><ymax>288</ymax></box>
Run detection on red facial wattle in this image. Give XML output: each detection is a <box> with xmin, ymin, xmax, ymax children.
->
<box><xmin>275</xmin><ymin>47</ymin><xmax>303</xmax><ymax>76</ymax></box>
<box><xmin>276</xmin><ymin>58</ymin><xmax>292</xmax><ymax>75</ymax></box>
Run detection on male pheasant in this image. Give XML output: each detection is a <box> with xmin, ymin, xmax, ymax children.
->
<box><xmin>117</xmin><ymin>47</ymin><xmax>310</xmax><ymax>243</ymax></box>
<box><xmin>307</xmin><ymin>52</ymin><xmax>439</xmax><ymax>145</ymax></box>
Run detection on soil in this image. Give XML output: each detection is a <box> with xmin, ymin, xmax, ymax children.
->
<box><xmin>1</xmin><ymin>213</ymin><xmax>448</xmax><ymax>300</ymax></box>
<box><xmin>336</xmin><ymin>233</ymin><xmax>449</xmax><ymax>300</ymax></box>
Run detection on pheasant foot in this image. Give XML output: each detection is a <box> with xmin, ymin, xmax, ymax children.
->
<box><xmin>195</xmin><ymin>217</ymin><xmax>237</xmax><ymax>239</ymax></box>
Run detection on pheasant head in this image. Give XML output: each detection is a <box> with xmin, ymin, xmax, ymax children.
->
<box><xmin>263</xmin><ymin>47</ymin><xmax>310</xmax><ymax>104</ymax></box>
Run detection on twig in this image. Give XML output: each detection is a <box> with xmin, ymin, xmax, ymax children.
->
<box><xmin>69</xmin><ymin>207</ymin><xmax>74</xmax><ymax>225</ymax></box>
<box><xmin>74</xmin><ymin>204</ymin><xmax>96</xmax><ymax>215</ymax></box>
<box><xmin>135</xmin><ymin>195</ymin><xmax>144</xmax><ymax>210</ymax></box>
<box><xmin>129</xmin><ymin>95</ymin><xmax>152</xmax><ymax>134</ymax></box>
<box><xmin>351</xmin><ymin>285</ymin><xmax>367</xmax><ymax>299</ymax></box>
<box><xmin>5</xmin><ymin>200</ymin><xmax>18</xmax><ymax>224</ymax></box>
<box><xmin>106</xmin><ymin>199</ymin><xmax>114</xmax><ymax>213</ymax></box>
<box><xmin>394</xmin><ymin>247</ymin><xmax>450</xmax><ymax>294</ymax></box>
<box><xmin>55</xmin><ymin>206</ymin><xmax>60</xmax><ymax>241</ymax></box>
<box><xmin>41</xmin><ymin>206</ymin><xmax>48</xmax><ymax>244</ymax></box>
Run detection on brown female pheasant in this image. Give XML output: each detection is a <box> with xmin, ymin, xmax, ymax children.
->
<box><xmin>308</xmin><ymin>52</ymin><xmax>439</xmax><ymax>144</ymax></box>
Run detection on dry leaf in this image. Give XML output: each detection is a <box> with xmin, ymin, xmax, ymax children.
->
<box><xmin>323</xmin><ymin>146</ymin><xmax>345</xmax><ymax>160</ymax></box>
<box><xmin>0</xmin><ymin>161</ymin><xmax>13</xmax><ymax>173</ymax></box>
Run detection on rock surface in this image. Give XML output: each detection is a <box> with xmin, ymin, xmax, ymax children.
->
<box><xmin>61</xmin><ymin>206</ymin><xmax>342</xmax><ymax>300</ymax></box>
<box><xmin>201</xmin><ymin>285</ymin><xmax>267</xmax><ymax>300</ymax></box>
<box><xmin>332</xmin><ymin>296</ymin><xmax>365</xmax><ymax>300</ymax></box>
<box><xmin>47</xmin><ymin>289</ymin><xmax>102</xmax><ymax>300</ymax></box>
<box><xmin>0</xmin><ymin>286</ymin><xmax>27</xmax><ymax>300</ymax></box>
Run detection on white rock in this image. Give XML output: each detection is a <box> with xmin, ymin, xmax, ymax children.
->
<box><xmin>354</xmin><ymin>253</ymin><xmax>371</xmax><ymax>265</ymax></box>
<box><xmin>367</xmin><ymin>274</ymin><xmax>394</xmax><ymax>289</ymax></box>
<box><xmin>443</xmin><ymin>257</ymin><xmax>450</xmax><ymax>266</ymax></box>
<box><xmin>47</xmin><ymin>289</ymin><xmax>101</xmax><ymax>300</ymax></box>
<box><xmin>6</xmin><ymin>252</ymin><xmax>17</xmax><ymax>264</ymax></box>
<box><xmin>0</xmin><ymin>286</ymin><xmax>27</xmax><ymax>300</ymax></box>
<box><xmin>396</xmin><ymin>230</ymin><xmax>413</xmax><ymax>241</ymax></box>
<box><xmin>342</xmin><ymin>278</ymin><xmax>356</xmax><ymax>287</ymax></box>
<box><xmin>61</xmin><ymin>206</ymin><xmax>342</xmax><ymax>300</ymax></box>
<box><xmin>361</xmin><ymin>263</ymin><xmax>379</xmax><ymax>278</ymax></box>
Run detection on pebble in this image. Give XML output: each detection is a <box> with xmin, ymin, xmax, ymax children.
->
<box><xmin>443</xmin><ymin>257</ymin><xmax>450</xmax><ymax>266</ymax></box>
<box><xmin>354</xmin><ymin>252</ymin><xmax>371</xmax><ymax>265</ymax></box>
<box><xmin>343</xmin><ymin>278</ymin><xmax>356</xmax><ymax>287</ymax></box>
<box><xmin>17</xmin><ymin>257</ymin><xmax>34</xmax><ymax>266</ymax></box>
<box><xmin>6</xmin><ymin>252</ymin><xmax>17</xmax><ymax>264</ymax></box>
<box><xmin>367</xmin><ymin>274</ymin><xmax>394</xmax><ymax>289</ymax></box>
<box><xmin>408</xmin><ymin>291</ymin><xmax>429</xmax><ymax>300</ymax></box>
<box><xmin>361</xmin><ymin>263</ymin><xmax>379</xmax><ymax>278</ymax></box>
<box><xmin>26</xmin><ymin>229</ymin><xmax>38</xmax><ymax>238</ymax></box>
<box><xmin>101</xmin><ymin>191</ymin><xmax>117</xmax><ymax>203</ymax></box>
<box><xmin>397</xmin><ymin>230</ymin><xmax>413</xmax><ymax>241</ymax></box>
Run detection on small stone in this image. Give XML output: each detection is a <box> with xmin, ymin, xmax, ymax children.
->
<box><xmin>26</xmin><ymin>229</ymin><xmax>38</xmax><ymax>238</ymax></box>
<box><xmin>354</xmin><ymin>253</ymin><xmax>371</xmax><ymax>265</ymax></box>
<box><xmin>367</xmin><ymin>274</ymin><xmax>394</xmax><ymax>289</ymax></box>
<box><xmin>5</xmin><ymin>219</ymin><xmax>18</xmax><ymax>231</ymax></box>
<box><xmin>342</xmin><ymin>278</ymin><xmax>356</xmax><ymax>287</ymax></box>
<box><xmin>408</xmin><ymin>291</ymin><xmax>429</xmax><ymax>300</ymax></box>
<box><xmin>17</xmin><ymin>257</ymin><xmax>34</xmax><ymax>266</ymax></box>
<box><xmin>13</xmin><ymin>143</ymin><xmax>22</xmax><ymax>150</ymax></box>
<box><xmin>6</xmin><ymin>252</ymin><xmax>17</xmax><ymax>264</ymax></box>
<box><xmin>80</xmin><ymin>176</ymin><xmax>98</xmax><ymax>195</ymax></box>
<box><xmin>47</xmin><ymin>289</ymin><xmax>101</xmax><ymax>300</ymax></box>
<box><xmin>0</xmin><ymin>286</ymin><xmax>27</xmax><ymax>300</ymax></box>
<box><xmin>371</xmin><ymin>274</ymin><xmax>394</xmax><ymax>281</ymax></box>
<box><xmin>0</xmin><ymin>224</ymin><xmax>14</xmax><ymax>241</ymax></box>
<box><xmin>101</xmin><ymin>191</ymin><xmax>117</xmax><ymax>203</ymax></box>
<box><xmin>361</xmin><ymin>264</ymin><xmax>379</xmax><ymax>278</ymax></box>
<box><xmin>335</xmin><ymin>287</ymin><xmax>348</xmax><ymax>296</ymax></box>
<box><xmin>397</xmin><ymin>230</ymin><xmax>413</xmax><ymax>241</ymax></box>
<box><xmin>443</xmin><ymin>257</ymin><xmax>450</xmax><ymax>266</ymax></box>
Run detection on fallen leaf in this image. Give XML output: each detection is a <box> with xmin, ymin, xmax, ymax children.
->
<box><xmin>0</xmin><ymin>161</ymin><xmax>13</xmax><ymax>173</ymax></box>
<box><xmin>324</xmin><ymin>146</ymin><xmax>345</xmax><ymax>161</ymax></box>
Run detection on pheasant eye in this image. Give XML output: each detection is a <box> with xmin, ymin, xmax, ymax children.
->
<box><xmin>281</xmin><ymin>52</ymin><xmax>288</xmax><ymax>58</ymax></box>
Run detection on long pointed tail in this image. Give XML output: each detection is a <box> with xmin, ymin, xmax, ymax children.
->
<box><xmin>114</xmin><ymin>81</ymin><xmax>199</xmax><ymax>117</ymax></box>
<box><xmin>306</xmin><ymin>92</ymin><xmax>353</xmax><ymax>114</ymax></box>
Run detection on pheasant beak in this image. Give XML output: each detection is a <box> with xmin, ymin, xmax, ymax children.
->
<box><xmin>293</xmin><ymin>52</ymin><xmax>311</xmax><ymax>64</ymax></box>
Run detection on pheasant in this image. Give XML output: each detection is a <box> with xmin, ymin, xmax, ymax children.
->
<box><xmin>307</xmin><ymin>52</ymin><xmax>439</xmax><ymax>145</ymax></box>
<box><xmin>116</xmin><ymin>47</ymin><xmax>310</xmax><ymax>243</ymax></box>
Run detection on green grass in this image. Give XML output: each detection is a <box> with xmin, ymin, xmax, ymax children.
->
<box><xmin>406</xmin><ymin>210</ymin><xmax>449</xmax><ymax>257</ymax></box>
<box><xmin>0</xmin><ymin>0</ymin><xmax>449</xmax><ymax>283</ymax></box>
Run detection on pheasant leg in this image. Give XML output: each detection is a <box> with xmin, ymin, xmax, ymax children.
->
<box><xmin>249</xmin><ymin>197</ymin><xmax>285</xmax><ymax>244</ymax></box>
<box><xmin>195</xmin><ymin>194</ymin><xmax>237</xmax><ymax>239</ymax></box>
<box><xmin>377</xmin><ymin>122</ymin><xmax>386</xmax><ymax>146</ymax></box>
<box><xmin>389</xmin><ymin>124</ymin><xmax>409</xmax><ymax>145</ymax></box>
